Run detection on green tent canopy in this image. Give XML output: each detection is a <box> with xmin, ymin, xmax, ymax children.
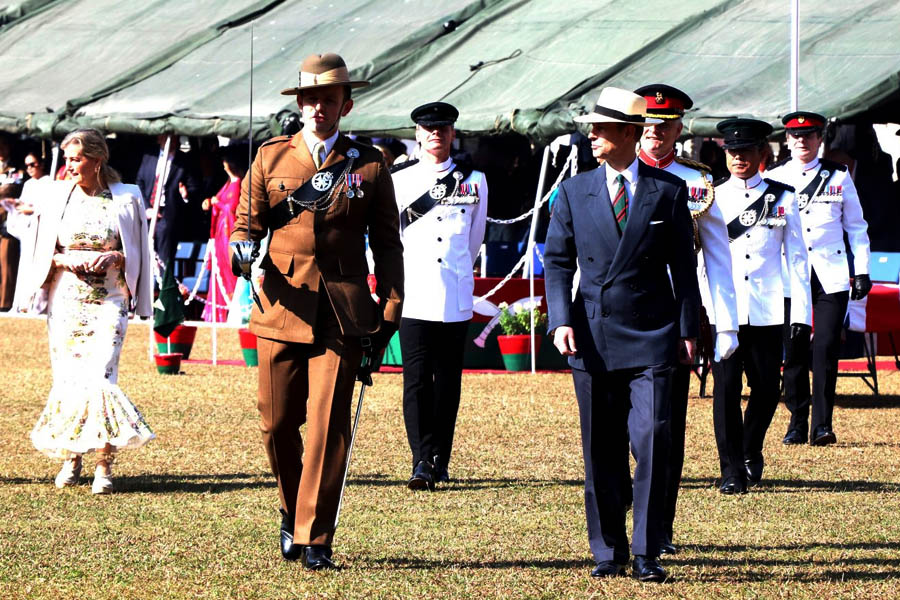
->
<box><xmin>1</xmin><ymin>0</ymin><xmax>898</xmax><ymax>143</ymax></box>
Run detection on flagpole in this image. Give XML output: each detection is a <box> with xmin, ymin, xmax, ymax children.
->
<box><xmin>790</xmin><ymin>0</ymin><xmax>799</xmax><ymax>111</ymax></box>
<box><xmin>148</xmin><ymin>134</ymin><xmax>172</xmax><ymax>361</ymax></box>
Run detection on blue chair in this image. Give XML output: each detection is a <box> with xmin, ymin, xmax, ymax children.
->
<box><xmin>183</xmin><ymin>242</ymin><xmax>211</xmax><ymax>294</ymax></box>
<box><xmin>869</xmin><ymin>252</ymin><xmax>900</xmax><ymax>283</ymax></box>
<box><xmin>484</xmin><ymin>241</ymin><xmax>522</xmax><ymax>277</ymax></box>
<box><xmin>173</xmin><ymin>241</ymin><xmax>195</xmax><ymax>279</ymax></box>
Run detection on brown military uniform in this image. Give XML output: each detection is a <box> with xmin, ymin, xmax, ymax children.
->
<box><xmin>231</xmin><ymin>132</ymin><xmax>403</xmax><ymax>546</ymax></box>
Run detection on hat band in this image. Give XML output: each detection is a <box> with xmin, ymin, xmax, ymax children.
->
<box><xmin>299</xmin><ymin>66</ymin><xmax>351</xmax><ymax>88</ymax></box>
<box><xmin>592</xmin><ymin>105</ymin><xmax>647</xmax><ymax>124</ymax></box>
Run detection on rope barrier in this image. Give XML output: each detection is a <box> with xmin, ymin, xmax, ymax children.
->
<box><xmin>474</xmin><ymin>149</ymin><xmax>576</xmax><ymax>302</ymax></box>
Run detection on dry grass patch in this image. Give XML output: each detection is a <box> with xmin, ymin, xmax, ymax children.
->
<box><xmin>1</xmin><ymin>317</ymin><xmax>899</xmax><ymax>599</ymax></box>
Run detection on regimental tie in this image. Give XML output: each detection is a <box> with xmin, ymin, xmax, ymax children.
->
<box><xmin>313</xmin><ymin>141</ymin><xmax>326</xmax><ymax>170</ymax></box>
<box><xmin>613</xmin><ymin>173</ymin><xmax>628</xmax><ymax>232</ymax></box>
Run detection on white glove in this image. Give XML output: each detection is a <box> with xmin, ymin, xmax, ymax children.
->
<box><xmin>714</xmin><ymin>330</ymin><xmax>739</xmax><ymax>362</ymax></box>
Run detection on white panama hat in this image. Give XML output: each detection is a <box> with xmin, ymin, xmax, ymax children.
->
<box><xmin>574</xmin><ymin>86</ymin><xmax>662</xmax><ymax>127</ymax></box>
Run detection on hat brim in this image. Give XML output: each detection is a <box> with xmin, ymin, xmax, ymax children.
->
<box><xmin>645</xmin><ymin>112</ymin><xmax>683</xmax><ymax>120</ymax></box>
<box><xmin>415</xmin><ymin>119</ymin><xmax>456</xmax><ymax>127</ymax></box>
<box><xmin>280</xmin><ymin>81</ymin><xmax>370</xmax><ymax>96</ymax></box>
<box><xmin>722</xmin><ymin>140</ymin><xmax>762</xmax><ymax>150</ymax></box>
<box><xmin>574</xmin><ymin>113</ymin><xmax>661</xmax><ymax>127</ymax></box>
<box><xmin>784</xmin><ymin>126</ymin><xmax>823</xmax><ymax>136</ymax></box>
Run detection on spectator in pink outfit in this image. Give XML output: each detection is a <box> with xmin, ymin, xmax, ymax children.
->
<box><xmin>201</xmin><ymin>144</ymin><xmax>247</xmax><ymax>321</ymax></box>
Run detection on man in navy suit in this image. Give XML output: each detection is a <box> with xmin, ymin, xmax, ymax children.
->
<box><xmin>136</xmin><ymin>134</ymin><xmax>201</xmax><ymax>267</ymax></box>
<box><xmin>544</xmin><ymin>87</ymin><xmax>700</xmax><ymax>583</ymax></box>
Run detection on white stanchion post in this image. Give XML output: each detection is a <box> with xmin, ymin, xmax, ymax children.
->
<box><xmin>790</xmin><ymin>0</ymin><xmax>799</xmax><ymax>111</ymax></box>
<box><xmin>147</xmin><ymin>135</ymin><xmax>171</xmax><ymax>362</ymax></box>
<box><xmin>527</xmin><ymin>146</ymin><xmax>551</xmax><ymax>374</ymax></box>
<box><xmin>480</xmin><ymin>243</ymin><xmax>487</xmax><ymax>278</ymax></box>
<box><xmin>211</xmin><ymin>240</ymin><xmax>218</xmax><ymax>366</ymax></box>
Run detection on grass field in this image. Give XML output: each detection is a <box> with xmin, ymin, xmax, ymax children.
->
<box><xmin>1</xmin><ymin>317</ymin><xmax>899</xmax><ymax>599</ymax></box>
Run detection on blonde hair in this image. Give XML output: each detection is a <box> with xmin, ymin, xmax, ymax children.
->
<box><xmin>60</xmin><ymin>128</ymin><xmax>121</xmax><ymax>187</ymax></box>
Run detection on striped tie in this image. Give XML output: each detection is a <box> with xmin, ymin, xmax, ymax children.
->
<box><xmin>613</xmin><ymin>173</ymin><xmax>628</xmax><ymax>232</ymax></box>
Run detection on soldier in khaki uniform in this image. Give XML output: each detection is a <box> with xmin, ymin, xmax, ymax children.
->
<box><xmin>230</xmin><ymin>53</ymin><xmax>403</xmax><ymax>569</ymax></box>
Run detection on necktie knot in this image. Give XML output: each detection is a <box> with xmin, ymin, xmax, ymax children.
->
<box><xmin>313</xmin><ymin>141</ymin><xmax>326</xmax><ymax>169</ymax></box>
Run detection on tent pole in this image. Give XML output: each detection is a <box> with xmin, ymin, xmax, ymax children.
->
<box><xmin>790</xmin><ymin>0</ymin><xmax>799</xmax><ymax>111</ymax></box>
<box><xmin>527</xmin><ymin>146</ymin><xmax>550</xmax><ymax>374</ymax></box>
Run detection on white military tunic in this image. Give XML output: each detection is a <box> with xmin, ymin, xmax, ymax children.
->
<box><xmin>716</xmin><ymin>173</ymin><xmax>812</xmax><ymax>327</ymax></box>
<box><xmin>393</xmin><ymin>157</ymin><xmax>488</xmax><ymax>322</ymax></box>
<box><xmin>658</xmin><ymin>158</ymin><xmax>739</xmax><ymax>332</ymax></box>
<box><xmin>768</xmin><ymin>156</ymin><xmax>870</xmax><ymax>296</ymax></box>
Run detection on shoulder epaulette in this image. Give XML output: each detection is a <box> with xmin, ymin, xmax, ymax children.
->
<box><xmin>390</xmin><ymin>159</ymin><xmax>419</xmax><ymax>174</ymax></box>
<box><xmin>768</xmin><ymin>156</ymin><xmax>791</xmax><ymax>170</ymax></box>
<box><xmin>819</xmin><ymin>158</ymin><xmax>848</xmax><ymax>172</ymax></box>
<box><xmin>260</xmin><ymin>135</ymin><xmax>291</xmax><ymax>148</ymax></box>
<box><xmin>764</xmin><ymin>177</ymin><xmax>795</xmax><ymax>193</ymax></box>
<box><xmin>713</xmin><ymin>176</ymin><xmax>729</xmax><ymax>187</ymax></box>
<box><xmin>674</xmin><ymin>156</ymin><xmax>712</xmax><ymax>173</ymax></box>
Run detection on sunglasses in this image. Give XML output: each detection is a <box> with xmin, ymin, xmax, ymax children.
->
<box><xmin>25</xmin><ymin>162</ymin><xmax>39</xmax><ymax>168</ymax></box>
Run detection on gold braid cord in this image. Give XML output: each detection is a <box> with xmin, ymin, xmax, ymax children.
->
<box><xmin>675</xmin><ymin>156</ymin><xmax>715</xmax><ymax>252</ymax></box>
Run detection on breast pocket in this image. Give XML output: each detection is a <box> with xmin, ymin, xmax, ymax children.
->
<box><xmin>265</xmin><ymin>176</ymin><xmax>304</xmax><ymax>206</ymax></box>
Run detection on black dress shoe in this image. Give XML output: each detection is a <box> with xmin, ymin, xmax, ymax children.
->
<box><xmin>782</xmin><ymin>428</ymin><xmax>806</xmax><ymax>445</ymax></box>
<box><xmin>718</xmin><ymin>476</ymin><xmax>747</xmax><ymax>495</ymax></box>
<box><xmin>408</xmin><ymin>461</ymin><xmax>435</xmax><ymax>491</ymax></box>
<box><xmin>302</xmin><ymin>545</ymin><xmax>335</xmax><ymax>570</ymax></box>
<box><xmin>744</xmin><ymin>454</ymin><xmax>764</xmax><ymax>486</ymax></box>
<box><xmin>279</xmin><ymin>509</ymin><xmax>302</xmax><ymax>561</ymax></box>
<box><xmin>810</xmin><ymin>426</ymin><xmax>837</xmax><ymax>446</ymax></box>
<box><xmin>659</xmin><ymin>540</ymin><xmax>677</xmax><ymax>555</ymax></box>
<box><xmin>432</xmin><ymin>455</ymin><xmax>450</xmax><ymax>484</ymax></box>
<box><xmin>590</xmin><ymin>560</ymin><xmax>626</xmax><ymax>578</ymax></box>
<box><xmin>632</xmin><ymin>555</ymin><xmax>667</xmax><ymax>582</ymax></box>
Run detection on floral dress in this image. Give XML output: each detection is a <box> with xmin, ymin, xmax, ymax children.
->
<box><xmin>30</xmin><ymin>189</ymin><xmax>155</xmax><ymax>459</ymax></box>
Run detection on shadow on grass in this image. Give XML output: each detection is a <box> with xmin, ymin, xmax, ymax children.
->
<box><xmin>835</xmin><ymin>393</ymin><xmax>900</xmax><ymax>408</ymax></box>
<box><xmin>371</xmin><ymin>557</ymin><xmax>594</xmax><ymax>570</ymax></box>
<box><xmin>680</xmin><ymin>477</ymin><xmax>900</xmax><ymax>493</ymax></box>
<box><xmin>348</xmin><ymin>474</ymin><xmax>584</xmax><ymax>490</ymax></box>
<box><xmin>0</xmin><ymin>472</ymin><xmax>274</xmax><ymax>494</ymax></box>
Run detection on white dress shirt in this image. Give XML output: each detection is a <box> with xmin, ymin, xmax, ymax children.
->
<box><xmin>301</xmin><ymin>128</ymin><xmax>339</xmax><ymax>166</ymax></box>
<box><xmin>716</xmin><ymin>173</ymin><xmax>812</xmax><ymax>327</ymax></box>
<box><xmin>768</xmin><ymin>156</ymin><xmax>870</xmax><ymax>296</ymax></box>
<box><xmin>605</xmin><ymin>157</ymin><xmax>639</xmax><ymax>201</ymax></box>
<box><xmin>393</xmin><ymin>157</ymin><xmax>488</xmax><ymax>322</ymax></box>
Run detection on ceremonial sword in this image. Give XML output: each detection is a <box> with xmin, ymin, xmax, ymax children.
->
<box><xmin>230</xmin><ymin>21</ymin><xmax>263</xmax><ymax>312</ymax></box>
<box><xmin>334</xmin><ymin>341</ymin><xmax>375</xmax><ymax>531</ymax></box>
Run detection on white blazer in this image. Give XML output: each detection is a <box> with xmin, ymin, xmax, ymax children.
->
<box><xmin>393</xmin><ymin>157</ymin><xmax>488</xmax><ymax>322</ymax></box>
<box><xmin>28</xmin><ymin>180</ymin><xmax>153</xmax><ymax>317</ymax></box>
<box><xmin>768</xmin><ymin>157</ymin><xmax>870</xmax><ymax>296</ymax></box>
<box><xmin>662</xmin><ymin>160</ymin><xmax>739</xmax><ymax>332</ymax></box>
<box><xmin>716</xmin><ymin>174</ymin><xmax>812</xmax><ymax>327</ymax></box>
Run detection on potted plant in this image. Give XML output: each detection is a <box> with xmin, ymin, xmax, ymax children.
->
<box><xmin>496</xmin><ymin>301</ymin><xmax>548</xmax><ymax>371</ymax></box>
<box><xmin>154</xmin><ymin>324</ymin><xmax>197</xmax><ymax>359</ymax></box>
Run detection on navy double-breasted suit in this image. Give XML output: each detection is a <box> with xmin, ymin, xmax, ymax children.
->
<box><xmin>544</xmin><ymin>160</ymin><xmax>700</xmax><ymax>562</ymax></box>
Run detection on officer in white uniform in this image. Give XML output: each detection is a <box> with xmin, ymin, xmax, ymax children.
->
<box><xmin>392</xmin><ymin>101</ymin><xmax>488</xmax><ymax>491</ymax></box>
<box><xmin>712</xmin><ymin>118</ymin><xmax>811</xmax><ymax>495</ymax></box>
<box><xmin>768</xmin><ymin>111</ymin><xmax>871</xmax><ymax>446</ymax></box>
<box><xmin>635</xmin><ymin>84</ymin><xmax>739</xmax><ymax>554</ymax></box>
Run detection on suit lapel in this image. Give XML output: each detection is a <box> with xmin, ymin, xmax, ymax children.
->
<box><xmin>607</xmin><ymin>161</ymin><xmax>659</xmax><ymax>282</ymax></box>
<box><xmin>586</xmin><ymin>165</ymin><xmax>620</xmax><ymax>258</ymax></box>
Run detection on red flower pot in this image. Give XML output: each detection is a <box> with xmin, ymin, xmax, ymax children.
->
<box><xmin>154</xmin><ymin>352</ymin><xmax>183</xmax><ymax>375</ymax></box>
<box><xmin>154</xmin><ymin>325</ymin><xmax>197</xmax><ymax>359</ymax></box>
<box><xmin>238</xmin><ymin>328</ymin><xmax>258</xmax><ymax>367</ymax></box>
<box><xmin>497</xmin><ymin>334</ymin><xmax>542</xmax><ymax>371</ymax></box>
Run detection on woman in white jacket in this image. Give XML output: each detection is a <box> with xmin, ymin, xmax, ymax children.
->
<box><xmin>27</xmin><ymin>129</ymin><xmax>155</xmax><ymax>494</ymax></box>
